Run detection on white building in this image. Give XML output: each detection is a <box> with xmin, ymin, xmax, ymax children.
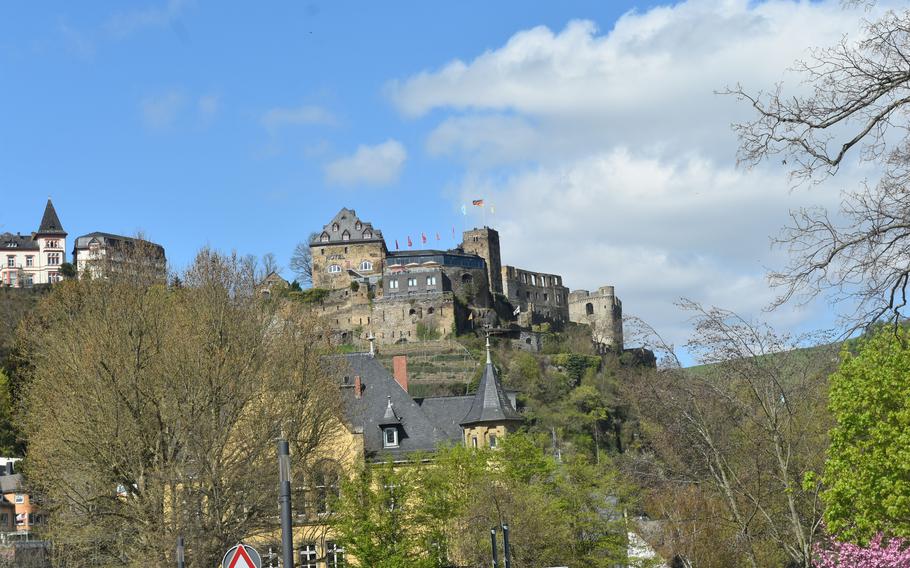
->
<box><xmin>0</xmin><ymin>200</ymin><xmax>67</xmax><ymax>287</ymax></box>
<box><xmin>72</xmin><ymin>232</ymin><xmax>166</xmax><ymax>280</ymax></box>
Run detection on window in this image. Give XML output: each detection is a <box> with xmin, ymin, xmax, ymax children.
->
<box><xmin>427</xmin><ymin>307</ymin><xmax>435</xmax><ymax>315</ymax></box>
<box><xmin>341</xmin><ymin>230</ymin><xmax>350</xmax><ymax>241</ymax></box>
<box><xmin>472</xmin><ymin>436</ymin><xmax>479</xmax><ymax>448</ymax></box>
<box><xmin>389</xmin><ymin>280</ymin><xmax>399</xmax><ymax>289</ymax></box>
<box><xmin>332</xmin><ymin>223</ymin><xmax>339</xmax><ymax>232</ymax></box>
<box><xmin>359</xmin><ymin>260</ymin><xmax>373</xmax><ymax>271</ymax></box>
<box><xmin>408</xmin><ymin>308</ymin><xmax>417</xmax><ymax>316</ymax></box>
<box><xmin>47</xmin><ymin>253</ymin><xmax>60</xmax><ymax>265</ymax></box>
<box><xmin>489</xmin><ymin>435</ymin><xmax>497</xmax><ymax>448</ymax></box>
<box><xmin>383</xmin><ymin>427</ymin><xmax>399</xmax><ymax>448</ymax></box>
<box><xmin>25</xmin><ymin>256</ymin><xmax>33</xmax><ymax>267</ymax></box>
<box><xmin>6</xmin><ymin>256</ymin><xmax>13</xmax><ymax>267</ymax></box>
<box><xmin>363</xmin><ymin>230</ymin><xmax>372</xmax><ymax>239</ymax></box>
<box><xmin>407</xmin><ymin>278</ymin><xmax>417</xmax><ymax>287</ymax></box>
<box><xmin>543</xmin><ymin>293</ymin><xmax>548</xmax><ymax>302</ymax></box>
<box><xmin>321</xmin><ymin>233</ymin><xmax>330</xmax><ymax>242</ymax></box>
<box><xmin>426</xmin><ymin>276</ymin><xmax>436</xmax><ymax>286</ymax></box>
<box><xmin>14</xmin><ymin>494</ymin><xmax>24</xmax><ymax>504</ymax></box>
<box><xmin>325</xmin><ymin>542</ymin><xmax>345</xmax><ymax>568</ymax></box>
<box><xmin>9</xmin><ymin>272</ymin><xmax>17</xmax><ymax>287</ymax></box>
<box><xmin>531</xmin><ymin>274</ymin><xmax>537</xmax><ymax>286</ymax></box>
<box><xmin>46</xmin><ymin>240</ymin><xmax>58</xmax><ymax>249</ymax></box>
<box><xmin>328</xmin><ymin>264</ymin><xmax>342</xmax><ymax>273</ymax></box>
<box><xmin>585</xmin><ymin>302</ymin><xmax>594</xmax><ymax>315</ymax></box>
<box><xmin>311</xmin><ymin>460</ymin><xmax>340</xmax><ymax>515</ymax></box>
<box><xmin>23</xmin><ymin>274</ymin><xmax>33</xmax><ymax>287</ymax></box>
<box><xmin>461</xmin><ymin>273</ymin><xmax>473</xmax><ymax>284</ymax></box>
<box><xmin>299</xmin><ymin>544</ymin><xmax>318</xmax><ymax>568</ymax></box>
<box><xmin>355</xmin><ymin>221</ymin><xmax>362</xmax><ymax>231</ymax></box>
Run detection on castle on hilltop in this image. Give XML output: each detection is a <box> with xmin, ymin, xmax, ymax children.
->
<box><xmin>306</xmin><ymin>208</ymin><xmax>624</xmax><ymax>351</ymax></box>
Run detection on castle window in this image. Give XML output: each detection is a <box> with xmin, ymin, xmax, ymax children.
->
<box><xmin>363</xmin><ymin>230</ymin><xmax>372</xmax><ymax>239</ymax></box>
<box><xmin>461</xmin><ymin>273</ymin><xmax>473</xmax><ymax>284</ymax></box>
<box><xmin>489</xmin><ymin>435</ymin><xmax>497</xmax><ymax>448</ymax></box>
<box><xmin>427</xmin><ymin>307</ymin><xmax>435</xmax><ymax>315</ymax></box>
<box><xmin>408</xmin><ymin>308</ymin><xmax>417</xmax><ymax>316</ymax></box>
<box><xmin>355</xmin><ymin>221</ymin><xmax>362</xmax><ymax>231</ymax></box>
<box><xmin>389</xmin><ymin>280</ymin><xmax>399</xmax><ymax>289</ymax></box>
<box><xmin>383</xmin><ymin>427</ymin><xmax>399</xmax><ymax>448</ymax></box>
<box><xmin>544</xmin><ymin>293</ymin><xmax>548</xmax><ymax>302</ymax></box>
<box><xmin>472</xmin><ymin>436</ymin><xmax>478</xmax><ymax>449</ymax></box>
<box><xmin>531</xmin><ymin>274</ymin><xmax>537</xmax><ymax>286</ymax></box>
<box><xmin>321</xmin><ymin>233</ymin><xmax>330</xmax><ymax>242</ymax></box>
<box><xmin>407</xmin><ymin>278</ymin><xmax>417</xmax><ymax>287</ymax></box>
<box><xmin>342</xmin><ymin>230</ymin><xmax>350</xmax><ymax>241</ymax></box>
<box><xmin>328</xmin><ymin>264</ymin><xmax>342</xmax><ymax>274</ymax></box>
<box><xmin>332</xmin><ymin>223</ymin><xmax>339</xmax><ymax>232</ymax></box>
<box><xmin>426</xmin><ymin>276</ymin><xmax>436</xmax><ymax>286</ymax></box>
<box><xmin>359</xmin><ymin>260</ymin><xmax>373</xmax><ymax>271</ymax></box>
<box><xmin>585</xmin><ymin>302</ymin><xmax>594</xmax><ymax>315</ymax></box>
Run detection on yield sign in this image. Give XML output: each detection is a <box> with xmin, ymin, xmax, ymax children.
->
<box><xmin>222</xmin><ymin>544</ymin><xmax>262</xmax><ymax>568</ymax></box>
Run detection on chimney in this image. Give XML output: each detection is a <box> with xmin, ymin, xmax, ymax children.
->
<box><xmin>354</xmin><ymin>376</ymin><xmax>362</xmax><ymax>399</ymax></box>
<box><xmin>392</xmin><ymin>355</ymin><xmax>408</xmax><ymax>393</ymax></box>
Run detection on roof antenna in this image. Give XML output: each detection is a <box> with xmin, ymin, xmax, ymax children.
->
<box><xmin>368</xmin><ymin>332</ymin><xmax>376</xmax><ymax>358</ymax></box>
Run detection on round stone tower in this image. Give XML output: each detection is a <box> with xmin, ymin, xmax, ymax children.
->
<box><xmin>568</xmin><ymin>286</ymin><xmax>623</xmax><ymax>351</ymax></box>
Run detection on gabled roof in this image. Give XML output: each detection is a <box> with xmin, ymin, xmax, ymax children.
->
<box><xmin>0</xmin><ymin>233</ymin><xmax>39</xmax><ymax>251</ymax></box>
<box><xmin>311</xmin><ymin>208</ymin><xmax>385</xmax><ymax>246</ymax></box>
<box><xmin>37</xmin><ymin>199</ymin><xmax>65</xmax><ymax>236</ymax></box>
<box><xmin>460</xmin><ymin>338</ymin><xmax>522</xmax><ymax>426</ymax></box>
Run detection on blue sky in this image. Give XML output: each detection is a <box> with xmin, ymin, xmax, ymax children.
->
<box><xmin>0</xmin><ymin>0</ymin><xmax>884</xmax><ymax>356</ymax></box>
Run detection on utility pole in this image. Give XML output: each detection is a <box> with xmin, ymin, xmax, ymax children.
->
<box><xmin>277</xmin><ymin>438</ymin><xmax>294</xmax><ymax>568</ymax></box>
<box><xmin>490</xmin><ymin>527</ymin><xmax>499</xmax><ymax>568</ymax></box>
<box><xmin>502</xmin><ymin>524</ymin><xmax>512</xmax><ymax>568</ymax></box>
<box><xmin>176</xmin><ymin>535</ymin><xmax>184</xmax><ymax>568</ymax></box>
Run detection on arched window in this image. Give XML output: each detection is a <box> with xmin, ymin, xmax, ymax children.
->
<box><xmin>585</xmin><ymin>302</ymin><xmax>594</xmax><ymax>315</ymax></box>
<box><xmin>328</xmin><ymin>264</ymin><xmax>342</xmax><ymax>273</ymax></box>
<box><xmin>359</xmin><ymin>260</ymin><xmax>373</xmax><ymax>271</ymax></box>
<box><xmin>427</xmin><ymin>307</ymin><xmax>435</xmax><ymax>315</ymax></box>
<box><xmin>342</xmin><ymin>230</ymin><xmax>350</xmax><ymax>241</ymax></box>
<box><xmin>408</xmin><ymin>308</ymin><xmax>417</xmax><ymax>316</ymax></box>
<box><xmin>461</xmin><ymin>273</ymin><xmax>473</xmax><ymax>284</ymax></box>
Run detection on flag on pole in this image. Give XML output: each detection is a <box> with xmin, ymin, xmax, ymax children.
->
<box><xmin>436</xmin><ymin>232</ymin><xmax>440</xmax><ymax>241</ymax></box>
<box><xmin>421</xmin><ymin>232</ymin><xmax>427</xmax><ymax>244</ymax></box>
<box><xmin>407</xmin><ymin>236</ymin><xmax>413</xmax><ymax>247</ymax></box>
<box><xmin>490</xmin><ymin>204</ymin><xmax>496</xmax><ymax>215</ymax></box>
<box><xmin>461</xmin><ymin>204</ymin><xmax>467</xmax><ymax>216</ymax></box>
<box><xmin>395</xmin><ymin>239</ymin><xmax>399</xmax><ymax>250</ymax></box>
<box><xmin>472</xmin><ymin>199</ymin><xmax>484</xmax><ymax>207</ymax></box>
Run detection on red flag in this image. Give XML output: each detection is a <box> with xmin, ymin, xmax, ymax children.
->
<box><xmin>407</xmin><ymin>236</ymin><xmax>412</xmax><ymax>247</ymax></box>
<box><xmin>472</xmin><ymin>199</ymin><xmax>484</xmax><ymax>206</ymax></box>
<box><xmin>436</xmin><ymin>232</ymin><xmax>440</xmax><ymax>241</ymax></box>
<box><xmin>395</xmin><ymin>239</ymin><xmax>399</xmax><ymax>250</ymax></box>
<box><xmin>421</xmin><ymin>232</ymin><xmax>427</xmax><ymax>244</ymax></box>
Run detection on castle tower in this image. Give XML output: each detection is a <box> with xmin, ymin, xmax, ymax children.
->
<box><xmin>462</xmin><ymin>227</ymin><xmax>502</xmax><ymax>296</ymax></box>
<box><xmin>460</xmin><ymin>336</ymin><xmax>522</xmax><ymax>449</ymax></box>
<box><xmin>568</xmin><ymin>286</ymin><xmax>623</xmax><ymax>351</ymax></box>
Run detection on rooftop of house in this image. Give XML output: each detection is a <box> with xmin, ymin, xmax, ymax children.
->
<box><xmin>72</xmin><ymin>232</ymin><xmax>166</xmax><ymax>257</ymax></box>
<box><xmin>37</xmin><ymin>199</ymin><xmax>65</xmax><ymax>236</ymax></box>
<box><xmin>312</xmin><ymin>208</ymin><xmax>385</xmax><ymax>246</ymax></box>
<box><xmin>0</xmin><ymin>233</ymin><xmax>39</xmax><ymax>252</ymax></box>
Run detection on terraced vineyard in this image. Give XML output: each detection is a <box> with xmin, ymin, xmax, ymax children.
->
<box><xmin>376</xmin><ymin>339</ymin><xmax>480</xmax><ymax>398</ymax></box>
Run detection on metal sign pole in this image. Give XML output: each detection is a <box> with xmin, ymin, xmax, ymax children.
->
<box><xmin>176</xmin><ymin>535</ymin><xmax>185</xmax><ymax>568</ymax></box>
<box><xmin>490</xmin><ymin>527</ymin><xmax>499</xmax><ymax>568</ymax></box>
<box><xmin>277</xmin><ymin>439</ymin><xmax>294</xmax><ymax>568</ymax></box>
<box><xmin>502</xmin><ymin>524</ymin><xmax>512</xmax><ymax>568</ymax></box>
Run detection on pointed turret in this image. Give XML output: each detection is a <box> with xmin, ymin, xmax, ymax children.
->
<box><xmin>460</xmin><ymin>335</ymin><xmax>521</xmax><ymax>427</ymax></box>
<box><xmin>36</xmin><ymin>199</ymin><xmax>66</xmax><ymax>236</ymax></box>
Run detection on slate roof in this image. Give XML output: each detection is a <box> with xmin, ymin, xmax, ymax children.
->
<box><xmin>72</xmin><ymin>232</ymin><xmax>165</xmax><ymax>257</ymax></box>
<box><xmin>416</xmin><ymin>395</ymin><xmax>473</xmax><ymax>442</ymax></box>
<box><xmin>336</xmin><ymin>353</ymin><xmax>450</xmax><ymax>460</ymax></box>
<box><xmin>460</xmin><ymin>339</ymin><xmax>522</xmax><ymax>426</ymax></box>
<box><xmin>0</xmin><ymin>474</ymin><xmax>24</xmax><ymax>494</ymax></box>
<box><xmin>0</xmin><ymin>233</ymin><xmax>39</xmax><ymax>251</ymax></box>
<box><xmin>312</xmin><ymin>208</ymin><xmax>385</xmax><ymax>246</ymax></box>
<box><xmin>37</xmin><ymin>199</ymin><xmax>65</xmax><ymax>236</ymax></box>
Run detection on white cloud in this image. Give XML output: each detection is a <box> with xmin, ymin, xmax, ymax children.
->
<box><xmin>106</xmin><ymin>0</ymin><xmax>190</xmax><ymax>39</ymax></box>
<box><xmin>389</xmin><ymin>0</ymin><xmax>888</xmax><ymax>350</ymax></box>
<box><xmin>140</xmin><ymin>91</ymin><xmax>186</xmax><ymax>131</ymax></box>
<box><xmin>197</xmin><ymin>95</ymin><xmax>220</xmax><ymax>119</ymax></box>
<box><xmin>260</xmin><ymin>104</ymin><xmax>336</xmax><ymax>133</ymax></box>
<box><xmin>325</xmin><ymin>140</ymin><xmax>408</xmax><ymax>188</ymax></box>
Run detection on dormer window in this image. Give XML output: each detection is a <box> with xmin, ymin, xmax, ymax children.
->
<box><xmin>332</xmin><ymin>223</ymin><xmax>339</xmax><ymax>232</ymax></box>
<box><xmin>383</xmin><ymin>427</ymin><xmax>399</xmax><ymax>448</ymax></box>
<box><xmin>355</xmin><ymin>221</ymin><xmax>362</xmax><ymax>231</ymax></box>
<box><xmin>363</xmin><ymin>230</ymin><xmax>372</xmax><ymax>239</ymax></box>
<box><xmin>320</xmin><ymin>232</ymin><xmax>330</xmax><ymax>243</ymax></box>
<box><xmin>341</xmin><ymin>230</ymin><xmax>350</xmax><ymax>241</ymax></box>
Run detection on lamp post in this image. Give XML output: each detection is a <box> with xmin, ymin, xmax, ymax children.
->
<box><xmin>277</xmin><ymin>438</ymin><xmax>294</xmax><ymax>568</ymax></box>
<box><xmin>502</xmin><ymin>523</ymin><xmax>512</xmax><ymax>568</ymax></box>
<box><xmin>490</xmin><ymin>527</ymin><xmax>499</xmax><ymax>568</ymax></box>
<box><xmin>176</xmin><ymin>535</ymin><xmax>184</xmax><ymax>568</ymax></box>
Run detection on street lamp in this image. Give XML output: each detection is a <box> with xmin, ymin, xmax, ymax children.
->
<box><xmin>502</xmin><ymin>524</ymin><xmax>512</xmax><ymax>568</ymax></box>
<box><xmin>176</xmin><ymin>535</ymin><xmax>184</xmax><ymax>568</ymax></box>
<box><xmin>490</xmin><ymin>527</ymin><xmax>499</xmax><ymax>568</ymax></box>
<box><xmin>277</xmin><ymin>438</ymin><xmax>294</xmax><ymax>568</ymax></box>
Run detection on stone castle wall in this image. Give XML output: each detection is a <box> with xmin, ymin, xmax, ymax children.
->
<box><xmin>462</xmin><ymin>227</ymin><xmax>503</xmax><ymax>295</ymax></box>
<box><xmin>568</xmin><ymin>286</ymin><xmax>623</xmax><ymax>350</ymax></box>
<box><xmin>311</xmin><ymin>240</ymin><xmax>386</xmax><ymax>289</ymax></box>
<box><xmin>501</xmin><ymin>265</ymin><xmax>570</xmax><ymax>325</ymax></box>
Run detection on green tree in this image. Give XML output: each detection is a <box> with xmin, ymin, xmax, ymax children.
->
<box><xmin>823</xmin><ymin>328</ymin><xmax>910</xmax><ymax>542</ymax></box>
<box><xmin>0</xmin><ymin>368</ymin><xmax>18</xmax><ymax>455</ymax></box>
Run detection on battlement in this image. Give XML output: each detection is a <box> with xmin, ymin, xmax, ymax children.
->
<box><xmin>568</xmin><ymin>284</ymin><xmax>623</xmax><ymax>351</ymax></box>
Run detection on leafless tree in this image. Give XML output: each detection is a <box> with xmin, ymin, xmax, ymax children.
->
<box><xmin>726</xmin><ymin>8</ymin><xmax>910</xmax><ymax>329</ymax></box>
<box><xmin>260</xmin><ymin>252</ymin><xmax>281</xmax><ymax>278</ymax></box>
<box><xmin>622</xmin><ymin>301</ymin><xmax>836</xmax><ymax>568</ymax></box>
<box><xmin>19</xmin><ymin>248</ymin><xmax>341</xmax><ymax>567</ymax></box>
<box><xmin>290</xmin><ymin>233</ymin><xmax>318</xmax><ymax>288</ymax></box>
